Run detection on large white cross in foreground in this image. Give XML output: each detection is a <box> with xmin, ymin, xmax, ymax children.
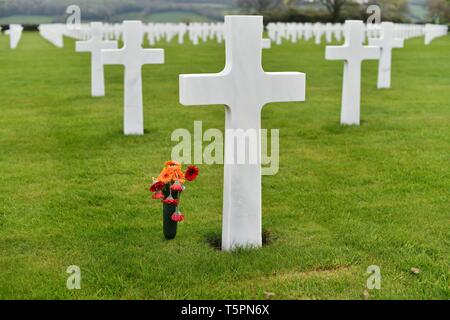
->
<box><xmin>326</xmin><ymin>20</ymin><xmax>380</xmax><ymax>126</ymax></box>
<box><xmin>179</xmin><ymin>16</ymin><xmax>306</xmax><ymax>251</ymax></box>
<box><xmin>369</xmin><ymin>22</ymin><xmax>404</xmax><ymax>89</ymax></box>
<box><xmin>101</xmin><ymin>21</ymin><xmax>164</xmax><ymax>135</ymax></box>
<box><xmin>76</xmin><ymin>22</ymin><xmax>118</xmax><ymax>97</ymax></box>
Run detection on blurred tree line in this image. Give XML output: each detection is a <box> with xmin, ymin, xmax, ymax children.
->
<box><xmin>0</xmin><ymin>0</ymin><xmax>231</xmax><ymax>22</ymax></box>
<box><xmin>0</xmin><ymin>0</ymin><xmax>448</xmax><ymax>24</ymax></box>
<box><xmin>426</xmin><ymin>0</ymin><xmax>450</xmax><ymax>23</ymax></box>
<box><xmin>236</xmin><ymin>0</ymin><xmax>450</xmax><ymax>23</ymax></box>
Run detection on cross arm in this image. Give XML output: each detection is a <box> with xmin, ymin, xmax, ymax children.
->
<box><xmin>101</xmin><ymin>49</ymin><xmax>124</xmax><ymax>65</ymax></box>
<box><xmin>142</xmin><ymin>49</ymin><xmax>165</xmax><ymax>64</ymax></box>
<box><xmin>369</xmin><ymin>38</ymin><xmax>404</xmax><ymax>49</ymax></box>
<box><xmin>325</xmin><ymin>46</ymin><xmax>348</xmax><ymax>61</ymax></box>
<box><xmin>102</xmin><ymin>41</ymin><xmax>119</xmax><ymax>50</ymax></box>
<box><xmin>364</xmin><ymin>46</ymin><xmax>381</xmax><ymax>60</ymax></box>
<box><xmin>179</xmin><ymin>73</ymin><xmax>228</xmax><ymax>106</ymax></box>
<box><xmin>263</xmin><ymin>72</ymin><xmax>306</xmax><ymax>104</ymax></box>
<box><xmin>75</xmin><ymin>41</ymin><xmax>91</xmax><ymax>52</ymax></box>
<box><xmin>392</xmin><ymin>38</ymin><xmax>404</xmax><ymax>48</ymax></box>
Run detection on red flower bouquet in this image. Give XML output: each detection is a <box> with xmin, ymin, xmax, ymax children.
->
<box><xmin>149</xmin><ymin>161</ymin><xmax>199</xmax><ymax>239</ymax></box>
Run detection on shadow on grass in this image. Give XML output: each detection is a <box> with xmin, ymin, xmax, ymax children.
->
<box><xmin>205</xmin><ymin>228</ymin><xmax>276</xmax><ymax>251</ymax></box>
<box><xmin>323</xmin><ymin>119</ymin><xmax>369</xmax><ymax>134</ymax></box>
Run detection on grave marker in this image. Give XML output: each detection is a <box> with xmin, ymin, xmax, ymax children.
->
<box><xmin>6</xmin><ymin>24</ymin><xmax>23</xmax><ymax>49</ymax></box>
<box><xmin>76</xmin><ymin>22</ymin><xmax>118</xmax><ymax>97</ymax></box>
<box><xmin>369</xmin><ymin>22</ymin><xmax>404</xmax><ymax>89</ymax></box>
<box><xmin>102</xmin><ymin>21</ymin><xmax>164</xmax><ymax>135</ymax></box>
<box><xmin>326</xmin><ymin>20</ymin><xmax>380</xmax><ymax>125</ymax></box>
<box><xmin>179</xmin><ymin>16</ymin><xmax>306</xmax><ymax>250</ymax></box>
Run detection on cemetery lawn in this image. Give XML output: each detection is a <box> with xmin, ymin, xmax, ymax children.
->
<box><xmin>0</xmin><ymin>31</ymin><xmax>449</xmax><ymax>300</ymax></box>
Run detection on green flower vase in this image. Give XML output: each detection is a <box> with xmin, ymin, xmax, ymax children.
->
<box><xmin>162</xmin><ymin>190</ymin><xmax>179</xmax><ymax>240</ymax></box>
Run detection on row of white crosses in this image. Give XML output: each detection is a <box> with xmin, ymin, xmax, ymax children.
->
<box><xmin>38</xmin><ymin>21</ymin><xmax>448</xmax><ymax>49</ymax></box>
<box><xmin>3</xmin><ymin>24</ymin><xmax>23</xmax><ymax>49</ymax></box>
<box><xmin>39</xmin><ymin>23</ymin><xmax>90</xmax><ymax>48</ymax></box>
<box><xmin>74</xmin><ymin>20</ymin><xmax>271</xmax><ymax>135</ymax></box>
<box><xmin>424</xmin><ymin>24</ymin><xmax>449</xmax><ymax>45</ymax></box>
<box><xmin>267</xmin><ymin>22</ymin><xmax>446</xmax><ymax>46</ymax></box>
<box><xmin>267</xmin><ymin>22</ymin><xmax>345</xmax><ymax>45</ymax></box>
<box><xmin>39</xmin><ymin>21</ymin><xmax>265</xmax><ymax>48</ymax></box>
<box><xmin>146</xmin><ymin>23</ymin><xmax>188</xmax><ymax>45</ymax></box>
<box><xmin>76</xmin><ymin>21</ymin><xmax>164</xmax><ymax>135</ymax></box>
<box><xmin>73</xmin><ymin>18</ymin><xmax>439</xmax><ymax>250</ymax></box>
<box><xmin>73</xmin><ymin>22</ymin><xmax>226</xmax><ymax>46</ymax></box>
<box><xmin>326</xmin><ymin>20</ymin><xmax>404</xmax><ymax>125</ymax></box>
<box><xmin>74</xmin><ymin>17</ymin><xmax>304</xmax><ymax>250</ymax></box>
<box><xmin>1</xmin><ymin>18</ymin><xmax>444</xmax><ymax>251</ymax></box>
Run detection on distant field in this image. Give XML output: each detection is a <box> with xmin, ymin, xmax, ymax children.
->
<box><xmin>0</xmin><ymin>15</ymin><xmax>54</xmax><ymax>24</ymax></box>
<box><xmin>117</xmin><ymin>11</ymin><xmax>213</xmax><ymax>23</ymax></box>
<box><xmin>0</xmin><ymin>12</ymin><xmax>217</xmax><ymax>25</ymax></box>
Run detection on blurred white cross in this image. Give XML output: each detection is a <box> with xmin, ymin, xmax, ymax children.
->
<box><xmin>102</xmin><ymin>21</ymin><xmax>164</xmax><ymax>135</ymax></box>
<box><xmin>369</xmin><ymin>22</ymin><xmax>404</xmax><ymax>89</ymax></box>
<box><xmin>5</xmin><ymin>24</ymin><xmax>23</xmax><ymax>49</ymax></box>
<box><xmin>76</xmin><ymin>22</ymin><xmax>118</xmax><ymax>97</ymax></box>
<box><xmin>326</xmin><ymin>20</ymin><xmax>380</xmax><ymax>125</ymax></box>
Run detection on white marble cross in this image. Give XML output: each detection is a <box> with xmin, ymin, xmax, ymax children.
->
<box><xmin>101</xmin><ymin>21</ymin><xmax>164</xmax><ymax>135</ymax></box>
<box><xmin>6</xmin><ymin>24</ymin><xmax>23</xmax><ymax>49</ymax></box>
<box><xmin>314</xmin><ymin>23</ymin><xmax>323</xmax><ymax>45</ymax></box>
<box><xmin>325</xmin><ymin>23</ymin><xmax>333</xmax><ymax>43</ymax></box>
<box><xmin>423</xmin><ymin>24</ymin><xmax>448</xmax><ymax>45</ymax></box>
<box><xmin>326</xmin><ymin>20</ymin><xmax>380</xmax><ymax>126</ymax></box>
<box><xmin>76</xmin><ymin>22</ymin><xmax>118</xmax><ymax>97</ymax></box>
<box><xmin>180</xmin><ymin>16</ymin><xmax>305</xmax><ymax>251</ymax></box>
<box><xmin>39</xmin><ymin>24</ymin><xmax>64</xmax><ymax>48</ymax></box>
<box><xmin>369</xmin><ymin>22</ymin><xmax>404</xmax><ymax>89</ymax></box>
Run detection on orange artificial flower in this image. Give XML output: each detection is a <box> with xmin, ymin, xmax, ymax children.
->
<box><xmin>165</xmin><ymin>160</ymin><xmax>181</xmax><ymax>167</ymax></box>
<box><xmin>156</xmin><ymin>161</ymin><xmax>185</xmax><ymax>184</ymax></box>
<box><xmin>157</xmin><ymin>168</ymin><xmax>172</xmax><ymax>184</ymax></box>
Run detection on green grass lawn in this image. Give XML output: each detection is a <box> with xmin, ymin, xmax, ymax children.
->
<box><xmin>0</xmin><ymin>31</ymin><xmax>449</xmax><ymax>300</ymax></box>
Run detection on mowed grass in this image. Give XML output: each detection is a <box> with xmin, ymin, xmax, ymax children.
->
<box><xmin>0</xmin><ymin>31</ymin><xmax>449</xmax><ymax>300</ymax></box>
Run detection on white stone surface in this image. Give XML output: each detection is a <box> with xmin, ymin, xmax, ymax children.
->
<box><xmin>326</xmin><ymin>20</ymin><xmax>380</xmax><ymax>126</ymax></box>
<box><xmin>369</xmin><ymin>22</ymin><xmax>404</xmax><ymax>89</ymax></box>
<box><xmin>262</xmin><ymin>38</ymin><xmax>271</xmax><ymax>49</ymax></box>
<box><xmin>424</xmin><ymin>24</ymin><xmax>448</xmax><ymax>45</ymax></box>
<box><xmin>38</xmin><ymin>24</ymin><xmax>64</xmax><ymax>48</ymax></box>
<box><xmin>5</xmin><ymin>24</ymin><xmax>23</xmax><ymax>49</ymax></box>
<box><xmin>76</xmin><ymin>22</ymin><xmax>118</xmax><ymax>97</ymax></box>
<box><xmin>314</xmin><ymin>23</ymin><xmax>323</xmax><ymax>45</ymax></box>
<box><xmin>101</xmin><ymin>21</ymin><xmax>164</xmax><ymax>135</ymax></box>
<box><xmin>325</xmin><ymin>23</ymin><xmax>333</xmax><ymax>43</ymax></box>
<box><xmin>180</xmin><ymin>16</ymin><xmax>306</xmax><ymax>250</ymax></box>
